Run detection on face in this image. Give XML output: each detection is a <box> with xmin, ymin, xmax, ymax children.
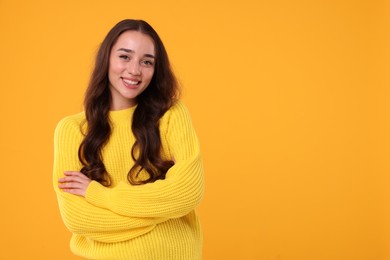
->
<box><xmin>108</xmin><ymin>30</ymin><xmax>156</xmax><ymax>110</ymax></box>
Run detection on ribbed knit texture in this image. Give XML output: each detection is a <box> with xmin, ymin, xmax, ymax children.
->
<box><xmin>53</xmin><ymin>101</ymin><xmax>204</xmax><ymax>260</ymax></box>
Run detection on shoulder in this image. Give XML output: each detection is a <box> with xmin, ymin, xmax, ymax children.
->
<box><xmin>160</xmin><ymin>100</ymin><xmax>194</xmax><ymax>133</ymax></box>
<box><xmin>165</xmin><ymin>100</ymin><xmax>191</xmax><ymax>119</ymax></box>
<box><xmin>54</xmin><ymin>111</ymin><xmax>86</xmax><ymax>137</ymax></box>
<box><xmin>162</xmin><ymin>101</ymin><xmax>192</xmax><ymax>124</ymax></box>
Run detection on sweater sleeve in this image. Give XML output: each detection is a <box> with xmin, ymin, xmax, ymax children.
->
<box><xmin>85</xmin><ymin>102</ymin><xmax>205</xmax><ymax>218</ymax></box>
<box><xmin>53</xmin><ymin>116</ymin><xmax>167</xmax><ymax>243</ymax></box>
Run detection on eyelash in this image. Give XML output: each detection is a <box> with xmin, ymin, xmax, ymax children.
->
<box><xmin>142</xmin><ymin>60</ymin><xmax>154</xmax><ymax>66</ymax></box>
<box><xmin>119</xmin><ymin>55</ymin><xmax>154</xmax><ymax>66</ymax></box>
<box><xmin>119</xmin><ymin>55</ymin><xmax>130</xmax><ymax>60</ymax></box>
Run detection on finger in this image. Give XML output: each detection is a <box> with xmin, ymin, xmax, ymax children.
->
<box><xmin>58</xmin><ymin>177</ymin><xmax>82</xmax><ymax>184</ymax></box>
<box><xmin>64</xmin><ymin>171</ymin><xmax>86</xmax><ymax>177</ymax></box>
<box><xmin>58</xmin><ymin>181</ymin><xmax>86</xmax><ymax>189</ymax></box>
<box><xmin>59</xmin><ymin>175</ymin><xmax>89</xmax><ymax>184</ymax></box>
<box><xmin>61</xmin><ymin>188</ymin><xmax>85</xmax><ymax>196</ymax></box>
<box><xmin>63</xmin><ymin>171</ymin><xmax>91</xmax><ymax>181</ymax></box>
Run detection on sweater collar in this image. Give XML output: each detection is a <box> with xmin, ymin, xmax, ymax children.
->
<box><xmin>109</xmin><ymin>105</ymin><xmax>137</xmax><ymax>123</ymax></box>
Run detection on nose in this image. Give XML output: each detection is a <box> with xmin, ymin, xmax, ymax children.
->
<box><xmin>127</xmin><ymin>60</ymin><xmax>141</xmax><ymax>75</ymax></box>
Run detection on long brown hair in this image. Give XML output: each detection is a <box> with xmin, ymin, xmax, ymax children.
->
<box><xmin>78</xmin><ymin>19</ymin><xmax>178</xmax><ymax>186</ymax></box>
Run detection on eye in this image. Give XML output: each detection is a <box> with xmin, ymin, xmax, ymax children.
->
<box><xmin>119</xmin><ymin>55</ymin><xmax>129</xmax><ymax>60</ymax></box>
<box><xmin>141</xmin><ymin>60</ymin><xmax>154</xmax><ymax>67</ymax></box>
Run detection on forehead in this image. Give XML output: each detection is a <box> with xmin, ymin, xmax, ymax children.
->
<box><xmin>112</xmin><ymin>30</ymin><xmax>155</xmax><ymax>55</ymax></box>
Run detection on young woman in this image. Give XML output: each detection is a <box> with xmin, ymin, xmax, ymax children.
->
<box><xmin>53</xmin><ymin>19</ymin><xmax>204</xmax><ymax>259</ymax></box>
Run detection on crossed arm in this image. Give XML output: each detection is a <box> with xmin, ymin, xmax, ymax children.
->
<box><xmin>53</xmin><ymin>103</ymin><xmax>204</xmax><ymax>242</ymax></box>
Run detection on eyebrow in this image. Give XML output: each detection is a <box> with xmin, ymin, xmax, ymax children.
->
<box><xmin>117</xmin><ymin>48</ymin><xmax>155</xmax><ymax>59</ymax></box>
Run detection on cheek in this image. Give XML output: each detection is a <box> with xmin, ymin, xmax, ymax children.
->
<box><xmin>109</xmin><ymin>60</ymin><xmax>125</xmax><ymax>75</ymax></box>
<box><xmin>145</xmin><ymin>69</ymin><xmax>155</xmax><ymax>82</ymax></box>
<box><xmin>108</xmin><ymin>65</ymin><xmax>122</xmax><ymax>84</ymax></box>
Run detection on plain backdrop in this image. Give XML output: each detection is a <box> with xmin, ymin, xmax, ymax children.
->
<box><xmin>0</xmin><ymin>0</ymin><xmax>389</xmax><ymax>259</ymax></box>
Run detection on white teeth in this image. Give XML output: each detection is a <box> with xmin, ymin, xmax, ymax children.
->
<box><xmin>123</xmin><ymin>79</ymin><xmax>139</xmax><ymax>85</ymax></box>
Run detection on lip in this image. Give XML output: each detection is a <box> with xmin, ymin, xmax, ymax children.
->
<box><xmin>121</xmin><ymin>77</ymin><xmax>141</xmax><ymax>89</ymax></box>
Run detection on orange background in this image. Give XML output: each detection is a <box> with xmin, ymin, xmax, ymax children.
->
<box><xmin>0</xmin><ymin>0</ymin><xmax>389</xmax><ymax>259</ymax></box>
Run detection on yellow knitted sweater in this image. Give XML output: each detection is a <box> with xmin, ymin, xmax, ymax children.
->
<box><xmin>53</xmin><ymin>101</ymin><xmax>204</xmax><ymax>259</ymax></box>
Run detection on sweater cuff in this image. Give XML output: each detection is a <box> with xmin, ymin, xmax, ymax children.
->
<box><xmin>85</xmin><ymin>180</ymin><xmax>111</xmax><ymax>210</ymax></box>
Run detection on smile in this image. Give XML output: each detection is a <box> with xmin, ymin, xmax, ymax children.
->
<box><xmin>122</xmin><ymin>78</ymin><xmax>140</xmax><ymax>85</ymax></box>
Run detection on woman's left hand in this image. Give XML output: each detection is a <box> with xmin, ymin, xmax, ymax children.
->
<box><xmin>58</xmin><ymin>171</ymin><xmax>92</xmax><ymax>197</ymax></box>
